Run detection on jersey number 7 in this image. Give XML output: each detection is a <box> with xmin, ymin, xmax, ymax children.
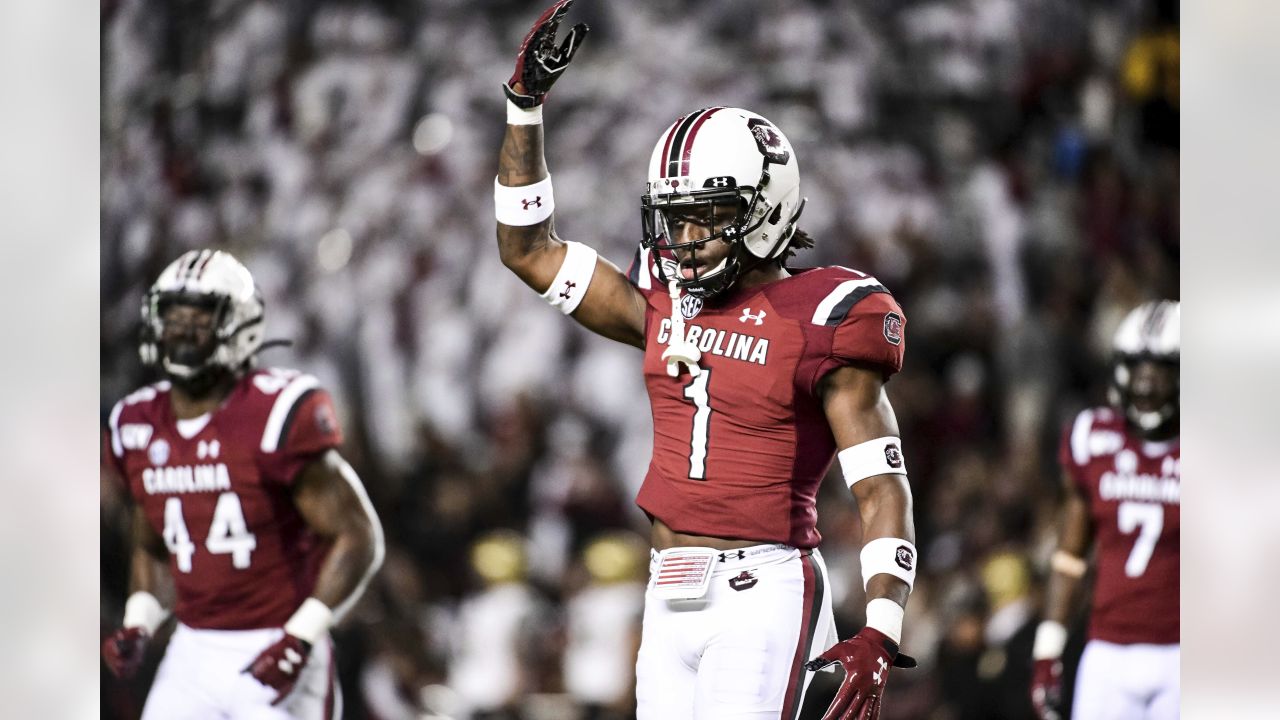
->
<box><xmin>1117</xmin><ymin>501</ymin><xmax>1163</xmax><ymax>578</ymax></box>
<box><xmin>681</xmin><ymin>370</ymin><xmax>714</xmax><ymax>480</ymax></box>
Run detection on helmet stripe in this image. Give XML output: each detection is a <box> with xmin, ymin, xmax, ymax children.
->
<box><xmin>193</xmin><ymin>249</ymin><xmax>218</xmax><ymax>280</ymax></box>
<box><xmin>680</xmin><ymin>107</ymin><xmax>724</xmax><ymax>177</ymax></box>
<box><xmin>179</xmin><ymin>250</ymin><xmax>204</xmax><ymax>281</ymax></box>
<box><xmin>664</xmin><ymin>109</ymin><xmax>706</xmax><ymax>178</ymax></box>
<box><xmin>1145</xmin><ymin>301</ymin><xmax>1172</xmax><ymax>343</ymax></box>
<box><xmin>659</xmin><ymin>113</ymin><xmax>688</xmax><ymax>179</ymax></box>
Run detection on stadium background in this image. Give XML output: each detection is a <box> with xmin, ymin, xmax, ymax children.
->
<box><xmin>99</xmin><ymin>0</ymin><xmax>1178</xmax><ymax>718</ymax></box>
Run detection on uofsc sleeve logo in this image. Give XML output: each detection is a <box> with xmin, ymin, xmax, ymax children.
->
<box><xmin>883</xmin><ymin>312</ymin><xmax>903</xmax><ymax>346</ymax></box>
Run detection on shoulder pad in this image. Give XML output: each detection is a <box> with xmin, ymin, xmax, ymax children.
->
<box><xmin>1067</xmin><ymin>407</ymin><xmax>1125</xmax><ymax>466</ymax></box>
<box><xmin>107</xmin><ymin>382</ymin><xmax>171</xmax><ymax>457</ymax></box>
<box><xmin>808</xmin><ymin>269</ymin><xmax>892</xmax><ymax>327</ymax></box>
<box><xmin>253</xmin><ymin>369</ymin><xmax>323</xmax><ymax>453</ymax></box>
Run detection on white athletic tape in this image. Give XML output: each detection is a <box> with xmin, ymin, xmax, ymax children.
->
<box><xmin>1033</xmin><ymin>620</ymin><xmax>1068</xmax><ymax>660</ymax></box>
<box><xmin>123</xmin><ymin>591</ymin><xmax>169</xmax><ymax>635</ymax></box>
<box><xmin>865</xmin><ymin>597</ymin><xmax>905</xmax><ymax>645</ymax></box>
<box><xmin>838</xmin><ymin>436</ymin><xmax>907</xmax><ymax>487</ymax></box>
<box><xmin>540</xmin><ymin>241</ymin><xmax>597</xmax><ymax>315</ymax></box>
<box><xmin>495</xmin><ymin>175</ymin><xmax>554</xmax><ymax>226</ymax></box>
<box><xmin>860</xmin><ymin>537</ymin><xmax>917</xmax><ymax>591</ymax></box>
<box><xmin>507</xmin><ymin>99</ymin><xmax>543</xmax><ymax>125</ymax></box>
<box><xmin>283</xmin><ymin>597</ymin><xmax>334</xmax><ymax>645</ymax></box>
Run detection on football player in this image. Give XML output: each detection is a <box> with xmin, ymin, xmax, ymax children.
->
<box><xmin>102</xmin><ymin>249</ymin><xmax>385</xmax><ymax>718</ymax></box>
<box><xmin>1030</xmin><ymin>300</ymin><xmax>1180</xmax><ymax>720</ymax></box>
<box><xmin>495</xmin><ymin>3</ymin><xmax>917</xmax><ymax>718</ymax></box>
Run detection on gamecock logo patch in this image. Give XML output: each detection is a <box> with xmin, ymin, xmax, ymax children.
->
<box><xmin>895</xmin><ymin>545</ymin><xmax>914</xmax><ymax>572</ymax></box>
<box><xmin>884</xmin><ymin>443</ymin><xmax>904</xmax><ymax>469</ymax></box>
<box><xmin>747</xmin><ymin>118</ymin><xmax>791</xmax><ymax>165</ymax></box>
<box><xmin>883</xmin><ymin>312</ymin><xmax>903</xmax><ymax>345</ymax></box>
<box><xmin>729</xmin><ymin>571</ymin><xmax>758</xmax><ymax>591</ymax></box>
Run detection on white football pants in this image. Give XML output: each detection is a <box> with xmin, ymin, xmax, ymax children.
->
<box><xmin>1072</xmin><ymin>639</ymin><xmax>1179</xmax><ymax>720</ymax></box>
<box><xmin>142</xmin><ymin>623</ymin><xmax>339</xmax><ymax>720</ymax></box>
<box><xmin>636</xmin><ymin>545</ymin><xmax>837</xmax><ymax>720</ymax></box>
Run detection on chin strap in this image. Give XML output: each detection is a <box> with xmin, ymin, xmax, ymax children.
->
<box><xmin>259</xmin><ymin>338</ymin><xmax>294</xmax><ymax>352</ymax></box>
<box><xmin>661</xmin><ymin>280</ymin><xmax>701</xmax><ymax>378</ymax></box>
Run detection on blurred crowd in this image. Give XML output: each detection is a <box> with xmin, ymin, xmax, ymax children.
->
<box><xmin>99</xmin><ymin>0</ymin><xmax>1179</xmax><ymax>718</ymax></box>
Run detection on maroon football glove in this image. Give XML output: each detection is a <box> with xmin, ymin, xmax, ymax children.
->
<box><xmin>1030</xmin><ymin>658</ymin><xmax>1065</xmax><ymax>720</ymax></box>
<box><xmin>242</xmin><ymin>634</ymin><xmax>312</xmax><ymax>705</ymax></box>
<box><xmin>805</xmin><ymin>627</ymin><xmax>917</xmax><ymax>720</ymax></box>
<box><xmin>504</xmin><ymin>0</ymin><xmax>590</xmax><ymax>108</ymax></box>
<box><xmin>102</xmin><ymin>626</ymin><xmax>149</xmax><ymax>679</ymax></box>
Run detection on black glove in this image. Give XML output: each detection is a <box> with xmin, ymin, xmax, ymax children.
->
<box><xmin>504</xmin><ymin>0</ymin><xmax>590</xmax><ymax>108</ymax></box>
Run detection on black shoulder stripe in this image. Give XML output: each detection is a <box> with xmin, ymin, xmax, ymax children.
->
<box><xmin>821</xmin><ymin>284</ymin><xmax>888</xmax><ymax>326</ymax></box>
<box><xmin>275</xmin><ymin>387</ymin><xmax>318</xmax><ymax>451</ymax></box>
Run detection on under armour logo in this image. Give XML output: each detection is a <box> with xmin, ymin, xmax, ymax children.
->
<box><xmin>559</xmin><ymin>280</ymin><xmax>576</xmax><ymax>299</ymax></box>
<box><xmin>521</xmin><ymin>196</ymin><xmax>543</xmax><ymax>210</ymax></box>
<box><xmin>873</xmin><ymin>656</ymin><xmax>888</xmax><ymax>684</ymax></box>
<box><xmin>718</xmin><ymin>550</ymin><xmax>746</xmax><ymax>562</ymax></box>
<box><xmin>197</xmin><ymin>439</ymin><xmax>220</xmax><ymax>460</ymax></box>
<box><xmin>277</xmin><ymin>647</ymin><xmax>304</xmax><ymax>674</ymax></box>
<box><xmin>739</xmin><ymin>308</ymin><xmax>766</xmax><ymax>325</ymax></box>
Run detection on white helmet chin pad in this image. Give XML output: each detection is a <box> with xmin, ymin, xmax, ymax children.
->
<box><xmin>141</xmin><ymin>249</ymin><xmax>266</xmax><ymax>378</ymax></box>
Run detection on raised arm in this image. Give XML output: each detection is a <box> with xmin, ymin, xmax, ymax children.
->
<box><xmin>1031</xmin><ymin>471</ymin><xmax>1093</xmax><ymax>720</ymax></box>
<box><xmin>496</xmin><ymin>0</ymin><xmax>646</xmax><ymax>348</ymax></box>
<box><xmin>807</xmin><ymin>364</ymin><xmax>917</xmax><ymax>720</ymax></box>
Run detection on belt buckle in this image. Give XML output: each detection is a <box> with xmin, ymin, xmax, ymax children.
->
<box><xmin>652</xmin><ymin>547</ymin><xmax>718</xmax><ymax>601</ymax></box>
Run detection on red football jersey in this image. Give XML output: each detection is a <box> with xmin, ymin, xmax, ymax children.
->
<box><xmin>1059</xmin><ymin>407</ymin><xmax>1180</xmax><ymax>645</ymax></box>
<box><xmin>106</xmin><ymin>368</ymin><xmax>344</xmax><ymax>630</ymax></box>
<box><xmin>627</xmin><ymin>250</ymin><xmax>906</xmax><ymax>548</ymax></box>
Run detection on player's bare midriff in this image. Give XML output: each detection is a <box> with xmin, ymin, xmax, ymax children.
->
<box><xmin>650</xmin><ymin>518</ymin><xmax>766</xmax><ymax>552</ymax></box>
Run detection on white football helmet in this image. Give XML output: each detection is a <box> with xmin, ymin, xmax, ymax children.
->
<box><xmin>139</xmin><ymin>249</ymin><xmax>265</xmax><ymax>383</ymax></box>
<box><xmin>641</xmin><ymin>107</ymin><xmax>806</xmax><ymax>298</ymax></box>
<box><xmin>1108</xmin><ymin>300</ymin><xmax>1179</xmax><ymax>433</ymax></box>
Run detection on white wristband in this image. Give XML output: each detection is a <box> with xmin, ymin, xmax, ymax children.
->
<box><xmin>507</xmin><ymin>99</ymin><xmax>542</xmax><ymax>125</ymax></box>
<box><xmin>283</xmin><ymin>598</ymin><xmax>334</xmax><ymax>645</ymax></box>
<box><xmin>540</xmin><ymin>240</ymin><xmax>598</xmax><ymax>315</ymax></box>
<box><xmin>495</xmin><ymin>175</ymin><xmax>554</xmax><ymax>226</ymax></box>
<box><xmin>838</xmin><ymin>436</ymin><xmax>907</xmax><ymax>487</ymax></box>
<box><xmin>1051</xmin><ymin>550</ymin><xmax>1088</xmax><ymax>578</ymax></box>
<box><xmin>1033</xmin><ymin>620</ymin><xmax>1068</xmax><ymax>660</ymax></box>
<box><xmin>865</xmin><ymin>597</ymin><xmax>905</xmax><ymax>645</ymax></box>
<box><xmin>122</xmin><ymin>591</ymin><xmax>168</xmax><ymax>635</ymax></box>
<box><xmin>860</xmin><ymin>537</ymin><xmax>917</xmax><ymax>591</ymax></box>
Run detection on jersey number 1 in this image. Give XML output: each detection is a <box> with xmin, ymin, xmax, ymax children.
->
<box><xmin>163</xmin><ymin>492</ymin><xmax>259</xmax><ymax>572</ymax></box>
<box><xmin>682</xmin><ymin>370</ymin><xmax>713</xmax><ymax>480</ymax></box>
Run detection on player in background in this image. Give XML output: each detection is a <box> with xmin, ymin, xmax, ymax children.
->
<box><xmin>102</xmin><ymin>249</ymin><xmax>385</xmax><ymax>719</ymax></box>
<box><xmin>1030</xmin><ymin>300</ymin><xmax>1179</xmax><ymax>720</ymax></box>
<box><xmin>495</xmin><ymin>3</ymin><xmax>917</xmax><ymax>718</ymax></box>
